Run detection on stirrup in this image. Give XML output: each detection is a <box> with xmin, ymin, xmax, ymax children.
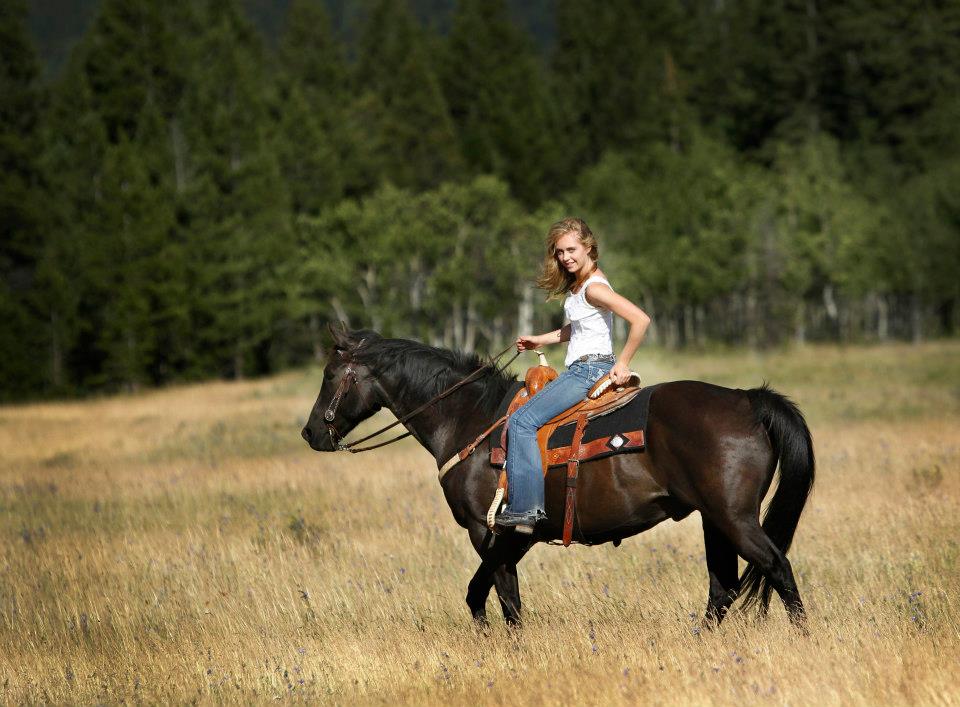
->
<box><xmin>494</xmin><ymin>512</ymin><xmax>537</xmax><ymax>535</ymax></box>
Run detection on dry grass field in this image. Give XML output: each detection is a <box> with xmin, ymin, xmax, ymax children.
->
<box><xmin>1</xmin><ymin>342</ymin><xmax>958</xmax><ymax>705</ymax></box>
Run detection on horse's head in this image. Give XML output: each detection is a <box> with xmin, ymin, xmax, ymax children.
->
<box><xmin>301</xmin><ymin>324</ymin><xmax>384</xmax><ymax>451</ymax></box>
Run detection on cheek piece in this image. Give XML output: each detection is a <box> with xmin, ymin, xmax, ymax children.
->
<box><xmin>323</xmin><ymin>366</ymin><xmax>356</xmax><ymax>449</ymax></box>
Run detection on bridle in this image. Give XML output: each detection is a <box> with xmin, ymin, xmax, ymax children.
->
<box><xmin>323</xmin><ymin>364</ymin><xmax>359</xmax><ymax>448</ymax></box>
<box><xmin>322</xmin><ymin>341</ymin><xmax>519</xmax><ymax>454</ymax></box>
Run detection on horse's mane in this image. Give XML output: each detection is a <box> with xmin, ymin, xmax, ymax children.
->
<box><xmin>353</xmin><ymin>333</ymin><xmax>519</xmax><ymax>417</ymax></box>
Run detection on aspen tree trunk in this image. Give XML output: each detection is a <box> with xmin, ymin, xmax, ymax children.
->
<box><xmin>309</xmin><ymin>313</ymin><xmax>323</xmax><ymax>361</ymax></box>
<box><xmin>464</xmin><ymin>296</ymin><xmax>477</xmax><ymax>354</ymax></box>
<box><xmin>823</xmin><ymin>285</ymin><xmax>838</xmax><ymax>337</ymax></box>
<box><xmin>452</xmin><ymin>298</ymin><xmax>464</xmax><ymax>350</ymax></box>
<box><xmin>795</xmin><ymin>300</ymin><xmax>806</xmax><ymax>344</ymax></box>
<box><xmin>357</xmin><ymin>267</ymin><xmax>382</xmax><ymax>331</ymax></box>
<box><xmin>642</xmin><ymin>293</ymin><xmax>658</xmax><ymax>346</ymax></box>
<box><xmin>517</xmin><ymin>282</ymin><xmax>534</xmax><ymax>336</ymax></box>
<box><xmin>169</xmin><ymin>118</ymin><xmax>187</xmax><ymax>193</ymax></box>
<box><xmin>876</xmin><ymin>293</ymin><xmax>889</xmax><ymax>341</ymax></box>
<box><xmin>491</xmin><ymin>315</ymin><xmax>505</xmax><ymax>351</ymax></box>
<box><xmin>408</xmin><ymin>257</ymin><xmax>423</xmax><ymax>339</ymax></box>
<box><xmin>443</xmin><ymin>316</ymin><xmax>454</xmax><ymax>349</ymax></box>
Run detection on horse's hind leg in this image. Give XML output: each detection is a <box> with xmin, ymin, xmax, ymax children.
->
<box><xmin>701</xmin><ymin>517</ymin><xmax>740</xmax><ymax>626</ymax></box>
<box><xmin>724</xmin><ymin>518</ymin><xmax>805</xmax><ymax>626</ymax></box>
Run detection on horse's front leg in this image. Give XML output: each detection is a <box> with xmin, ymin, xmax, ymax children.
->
<box><xmin>466</xmin><ymin>558</ymin><xmax>496</xmax><ymax>625</ymax></box>
<box><xmin>465</xmin><ymin>523</ymin><xmax>532</xmax><ymax>626</ymax></box>
<box><xmin>492</xmin><ymin>561</ymin><xmax>525</xmax><ymax>625</ymax></box>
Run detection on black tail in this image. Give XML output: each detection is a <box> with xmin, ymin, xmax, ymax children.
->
<box><xmin>739</xmin><ymin>383</ymin><xmax>816</xmax><ymax>613</ymax></box>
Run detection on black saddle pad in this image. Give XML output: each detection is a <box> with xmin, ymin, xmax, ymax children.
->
<box><xmin>488</xmin><ymin>383</ymin><xmax>660</xmax><ymax>467</ymax></box>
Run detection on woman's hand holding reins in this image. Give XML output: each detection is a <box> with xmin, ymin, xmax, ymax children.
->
<box><xmin>515</xmin><ymin>335</ymin><xmax>541</xmax><ymax>352</ymax></box>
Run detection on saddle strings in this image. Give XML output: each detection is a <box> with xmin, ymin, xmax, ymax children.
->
<box><xmin>339</xmin><ymin>344</ymin><xmax>522</xmax><ymax>454</ymax></box>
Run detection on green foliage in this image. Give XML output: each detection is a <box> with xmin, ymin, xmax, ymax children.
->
<box><xmin>274</xmin><ymin>85</ymin><xmax>342</xmax><ymax>215</ymax></box>
<box><xmin>351</xmin><ymin>0</ymin><xmax>462</xmax><ymax>191</ymax></box>
<box><xmin>826</xmin><ymin>0</ymin><xmax>960</xmax><ymax>170</ymax></box>
<box><xmin>80</xmin><ymin>0</ymin><xmax>184</xmax><ymax>140</ymax></box>
<box><xmin>83</xmin><ymin>137</ymin><xmax>174</xmax><ymax>388</ymax></box>
<box><xmin>770</xmin><ymin>135</ymin><xmax>878</xmax><ymax>297</ymax></box>
<box><xmin>296</xmin><ymin>176</ymin><xmax>534</xmax><ymax>351</ymax></box>
<box><xmin>553</xmin><ymin>0</ymin><xmax>695</xmax><ymax>172</ymax></box>
<box><xmin>0</xmin><ymin>0</ymin><xmax>47</xmax><ymax>397</ymax></box>
<box><xmin>4</xmin><ymin>1</ymin><xmax>960</xmax><ymax>399</ymax></box>
<box><xmin>441</xmin><ymin>0</ymin><xmax>556</xmax><ymax>204</ymax></box>
<box><xmin>276</xmin><ymin>0</ymin><xmax>346</xmax><ymax>210</ymax></box>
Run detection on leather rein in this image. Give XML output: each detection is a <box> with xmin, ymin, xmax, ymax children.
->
<box><xmin>323</xmin><ymin>342</ymin><xmax>520</xmax><ymax>454</ymax></box>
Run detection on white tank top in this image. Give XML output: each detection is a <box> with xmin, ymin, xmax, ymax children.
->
<box><xmin>563</xmin><ymin>275</ymin><xmax>614</xmax><ymax>366</ymax></box>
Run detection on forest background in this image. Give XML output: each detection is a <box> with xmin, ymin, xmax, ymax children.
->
<box><xmin>2</xmin><ymin>0</ymin><xmax>959</xmax><ymax>400</ymax></box>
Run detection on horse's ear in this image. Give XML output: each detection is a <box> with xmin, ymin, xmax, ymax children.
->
<box><xmin>327</xmin><ymin>321</ymin><xmax>350</xmax><ymax>349</ymax></box>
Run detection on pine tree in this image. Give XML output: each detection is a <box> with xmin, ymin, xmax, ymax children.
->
<box><xmin>275</xmin><ymin>85</ymin><xmax>342</xmax><ymax>215</ymax></box>
<box><xmin>827</xmin><ymin>0</ymin><xmax>960</xmax><ymax>171</ymax></box>
<box><xmin>552</xmin><ymin>0</ymin><xmax>695</xmax><ymax>177</ymax></box>
<box><xmin>0</xmin><ymin>0</ymin><xmax>48</xmax><ymax>398</ymax></box>
<box><xmin>80</xmin><ymin>0</ymin><xmax>185</xmax><ymax>141</ymax></box>
<box><xmin>179</xmin><ymin>0</ymin><xmax>293</xmax><ymax>379</ymax></box>
<box><xmin>689</xmin><ymin>0</ymin><xmax>823</xmax><ymax>150</ymax></box>
<box><xmin>81</xmin><ymin>136</ymin><xmax>175</xmax><ymax>389</ymax></box>
<box><xmin>441</xmin><ymin>0</ymin><xmax>556</xmax><ymax>205</ymax></box>
<box><xmin>352</xmin><ymin>0</ymin><xmax>461</xmax><ymax>191</ymax></box>
<box><xmin>38</xmin><ymin>61</ymin><xmax>111</xmax><ymax>389</ymax></box>
<box><xmin>276</xmin><ymin>0</ymin><xmax>347</xmax><ymax>211</ymax></box>
<box><xmin>279</xmin><ymin>0</ymin><xmax>348</xmax><ymax>106</ymax></box>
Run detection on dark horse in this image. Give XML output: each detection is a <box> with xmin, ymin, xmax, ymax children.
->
<box><xmin>301</xmin><ymin>326</ymin><xmax>815</xmax><ymax>627</ymax></box>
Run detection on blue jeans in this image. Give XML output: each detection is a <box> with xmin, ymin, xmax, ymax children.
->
<box><xmin>504</xmin><ymin>359</ymin><xmax>614</xmax><ymax>518</ymax></box>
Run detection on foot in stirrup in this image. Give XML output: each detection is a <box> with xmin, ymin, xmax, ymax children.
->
<box><xmin>495</xmin><ymin>509</ymin><xmax>544</xmax><ymax>535</ymax></box>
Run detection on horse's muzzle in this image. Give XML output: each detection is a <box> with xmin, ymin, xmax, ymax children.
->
<box><xmin>301</xmin><ymin>423</ymin><xmax>340</xmax><ymax>452</ymax></box>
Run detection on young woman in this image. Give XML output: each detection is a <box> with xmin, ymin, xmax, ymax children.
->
<box><xmin>497</xmin><ymin>218</ymin><xmax>651</xmax><ymax>533</ymax></box>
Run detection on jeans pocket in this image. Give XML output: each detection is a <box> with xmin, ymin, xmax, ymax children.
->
<box><xmin>588</xmin><ymin>363</ymin><xmax>611</xmax><ymax>382</ymax></box>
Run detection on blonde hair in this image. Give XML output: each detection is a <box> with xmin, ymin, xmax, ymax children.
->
<box><xmin>536</xmin><ymin>218</ymin><xmax>599</xmax><ymax>301</ymax></box>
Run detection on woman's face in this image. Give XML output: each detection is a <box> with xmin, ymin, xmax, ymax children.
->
<box><xmin>554</xmin><ymin>232</ymin><xmax>593</xmax><ymax>278</ymax></box>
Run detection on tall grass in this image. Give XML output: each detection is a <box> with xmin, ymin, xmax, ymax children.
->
<box><xmin>1</xmin><ymin>342</ymin><xmax>958</xmax><ymax>705</ymax></box>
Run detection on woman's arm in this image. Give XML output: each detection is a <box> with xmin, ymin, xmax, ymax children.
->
<box><xmin>584</xmin><ymin>283</ymin><xmax>650</xmax><ymax>384</ymax></box>
<box><xmin>516</xmin><ymin>324</ymin><xmax>571</xmax><ymax>351</ymax></box>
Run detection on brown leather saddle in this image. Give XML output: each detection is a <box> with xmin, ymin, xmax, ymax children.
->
<box><xmin>491</xmin><ymin>361</ymin><xmax>645</xmax><ymax>545</ymax></box>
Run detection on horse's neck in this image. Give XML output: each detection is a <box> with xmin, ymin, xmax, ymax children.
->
<box><xmin>378</xmin><ymin>370</ymin><xmax>508</xmax><ymax>466</ymax></box>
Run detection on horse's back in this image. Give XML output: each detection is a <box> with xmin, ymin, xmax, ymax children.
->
<box><xmin>650</xmin><ymin>379</ymin><xmax>755</xmax><ymax>417</ymax></box>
